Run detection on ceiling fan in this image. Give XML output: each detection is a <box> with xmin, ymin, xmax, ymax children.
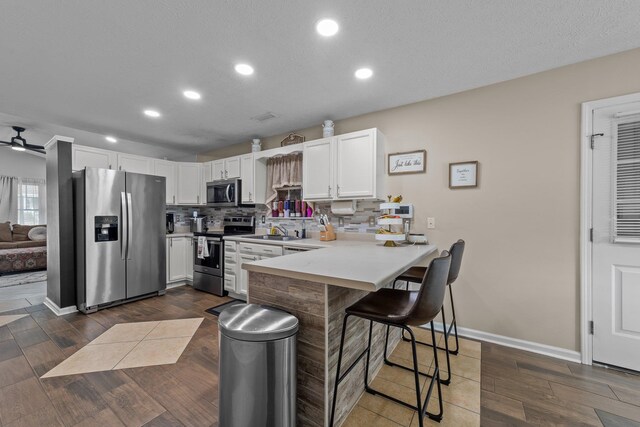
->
<box><xmin>0</xmin><ymin>126</ymin><xmax>45</xmax><ymax>154</ymax></box>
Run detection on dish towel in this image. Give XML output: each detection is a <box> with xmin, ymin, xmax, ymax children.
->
<box><xmin>197</xmin><ymin>236</ymin><xmax>209</xmax><ymax>259</ymax></box>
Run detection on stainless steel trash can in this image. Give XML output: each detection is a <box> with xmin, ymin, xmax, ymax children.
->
<box><xmin>219</xmin><ymin>303</ymin><xmax>299</xmax><ymax>427</ymax></box>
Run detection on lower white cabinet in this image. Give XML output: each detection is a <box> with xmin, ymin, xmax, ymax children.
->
<box><xmin>236</xmin><ymin>242</ymin><xmax>284</xmax><ymax>295</ymax></box>
<box><xmin>166</xmin><ymin>236</ymin><xmax>193</xmax><ymax>284</ymax></box>
<box><xmin>224</xmin><ymin>241</ymin><xmax>238</xmax><ymax>292</ymax></box>
<box><xmin>237</xmin><ymin>253</ymin><xmax>258</xmax><ymax>295</ymax></box>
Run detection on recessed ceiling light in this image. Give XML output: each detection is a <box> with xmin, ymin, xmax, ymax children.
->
<box><xmin>355</xmin><ymin>68</ymin><xmax>373</xmax><ymax>79</ymax></box>
<box><xmin>105</xmin><ymin>136</ymin><xmax>117</xmax><ymax>143</ymax></box>
<box><xmin>183</xmin><ymin>90</ymin><xmax>201</xmax><ymax>100</ymax></box>
<box><xmin>144</xmin><ymin>109</ymin><xmax>161</xmax><ymax>118</ymax></box>
<box><xmin>234</xmin><ymin>63</ymin><xmax>254</xmax><ymax>76</ymax></box>
<box><xmin>316</xmin><ymin>19</ymin><xmax>339</xmax><ymax>37</ymax></box>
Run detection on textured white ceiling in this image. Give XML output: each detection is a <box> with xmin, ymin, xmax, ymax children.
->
<box><xmin>1</xmin><ymin>0</ymin><xmax>640</xmax><ymax>158</ymax></box>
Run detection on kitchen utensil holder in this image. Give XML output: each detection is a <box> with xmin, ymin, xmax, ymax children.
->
<box><xmin>320</xmin><ymin>224</ymin><xmax>336</xmax><ymax>241</ymax></box>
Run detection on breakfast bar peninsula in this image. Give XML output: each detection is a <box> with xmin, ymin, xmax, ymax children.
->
<box><xmin>242</xmin><ymin>240</ymin><xmax>437</xmax><ymax>427</ymax></box>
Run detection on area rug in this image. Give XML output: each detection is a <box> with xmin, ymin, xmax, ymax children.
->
<box><xmin>0</xmin><ymin>270</ymin><xmax>47</xmax><ymax>288</ymax></box>
<box><xmin>205</xmin><ymin>299</ymin><xmax>245</xmax><ymax>317</ymax></box>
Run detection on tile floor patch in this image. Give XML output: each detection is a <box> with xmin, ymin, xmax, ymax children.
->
<box><xmin>0</xmin><ymin>314</ymin><xmax>29</xmax><ymax>328</ymax></box>
<box><xmin>344</xmin><ymin>335</ymin><xmax>481</xmax><ymax>427</ymax></box>
<box><xmin>41</xmin><ymin>317</ymin><xmax>204</xmax><ymax>378</ymax></box>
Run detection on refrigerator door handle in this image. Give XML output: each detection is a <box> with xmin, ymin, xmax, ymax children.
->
<box><xmin>126</xmin><ymin>192</ymin><xmax>133</xmax><ymax>260</ymax></box>
<box><xmin>121</xmin><ymin>192</ymin><xmax>128</xmax><ymax>260</ymax></box>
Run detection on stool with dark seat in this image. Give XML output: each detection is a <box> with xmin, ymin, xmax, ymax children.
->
<box><xmin>329</xmin><ymin>251</ymin><xmax>452</xmax><ymax>427</ymax></box>
<box><xmin>393</xmin><ymin>239</ymin><xmax>465</xmax><ymax>355</ymax></box>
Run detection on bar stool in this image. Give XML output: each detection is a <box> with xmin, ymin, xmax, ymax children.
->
<box><xmin>329</xmin><ymin>251</ymin><xmax>452</xmax><ymax>427</ymax></box>
<box><xmin>393</xmin><ymin>239</ymin><xmax>465</xmax><ymax>356</ymax></box>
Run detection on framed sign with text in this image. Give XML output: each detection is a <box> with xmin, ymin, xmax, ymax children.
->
<box><xmin>388</xmin><ymin>150</ymin><xmax>426</xmax><ymax>175</ymax></box>
<box><xmin>449</xmin><ymin>161</ymin><xmax>479</xmax><ymax>189</ymax></box>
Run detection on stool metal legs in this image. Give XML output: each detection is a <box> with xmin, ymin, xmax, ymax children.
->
<box><xmin>392</xmin><ymin>280</ymin><xmax>460</xmax><ymax>355</ymax></box>
<box><xmin>330</xmin><ymin>316</ymin><xmax>444</xmax><ymax>427</ymax></box>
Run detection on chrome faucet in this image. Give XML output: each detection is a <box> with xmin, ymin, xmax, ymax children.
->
<box><xmin>274</xmin><ymin>225</ymin><xmax>288</xmax><ymax>237</ymax></box>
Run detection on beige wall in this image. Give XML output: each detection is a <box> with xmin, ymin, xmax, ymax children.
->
<box><xmin>199</xmin><ymin>48</ymin><xmax>640</xmax><ymax>352</ymax></box>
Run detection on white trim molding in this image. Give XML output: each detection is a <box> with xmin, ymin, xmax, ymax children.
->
<box><xmin>424</xmin><ymin>321</ymin><xmax>581</xmax><ymax>363</ymax></box>
<box><xmin>580</xmin><ymin>91</ymin><xmax>640</xmax><ymax>366</ymax></box>
<box><xmin>44</xmin><ymin>297</ymin><xmax>78</xmax><ymax>316</ymax></box>
<box><xmin>44</xmin><ymin>135</ymin><xmax>74</xmax><ymax>150</ymax></box>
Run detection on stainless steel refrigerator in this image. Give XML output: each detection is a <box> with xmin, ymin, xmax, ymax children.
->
<box><xmin>74</xmin><ymin>168</ymin><xmax>166</xmax><ymax>313</ymax></box>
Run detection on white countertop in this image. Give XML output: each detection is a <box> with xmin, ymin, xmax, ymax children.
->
<box><xmin>241</xmin><ymin>241</ymin><xmax>438</xmax><ymax>291</ymax></box>
<box><xmin>223</xmin><ymin>235</ymin><xmax>366</xmax><ymax>249</ymax></box>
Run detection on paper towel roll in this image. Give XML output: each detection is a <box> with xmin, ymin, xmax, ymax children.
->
<box><xmin>331</xmin><ymin>200</ymin><xmax>357</xmax><ymax>215</ymax></box>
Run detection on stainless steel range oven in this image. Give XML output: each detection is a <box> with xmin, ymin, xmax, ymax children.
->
<box><xmin>192</xmin><ymin>235</ymin><xmax>223</xmax><ymax>294</ymax></box>
<box><xmin>192</xmin><ymin>215</ymin><xmax>255</xmax><ymax>296</ymax></box>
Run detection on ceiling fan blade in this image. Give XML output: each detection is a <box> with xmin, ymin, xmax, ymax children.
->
<box><xmin>0</xmin><ymin>140</ymin><xmax>11</xmax><ymax>146</ymax></box>
<box><xmin>24</xmin><ymin>143</ymin><xmax>45</xmax><ymax>150</ymax></box>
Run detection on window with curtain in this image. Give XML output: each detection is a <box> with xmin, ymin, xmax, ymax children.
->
<box><xmin>17</xmin><ymin>178</ymin><xmax>46</xmax><ymax>225</ymax></box>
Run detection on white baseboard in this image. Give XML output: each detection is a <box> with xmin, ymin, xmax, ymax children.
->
<box><xmin>43</xmin><ymin>298</ymin><xmax>78</xmax><ymax>316</ymax></box>
<box><xmin>423</xmin><ymin>321</ymin><xmax>582</xmax><ymax>363</ymax></box>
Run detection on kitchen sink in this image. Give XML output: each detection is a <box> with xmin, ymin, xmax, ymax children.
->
<box><xmin>244</xmin><ymin>235</ymin><xmax>301</xmax><ymax>241</ymax></box>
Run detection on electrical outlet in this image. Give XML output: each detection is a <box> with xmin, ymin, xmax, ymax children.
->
<box><xmin>427</xmin><ymin>217</ymin><xmax>435</xmax><ymax>229</ymax></box>
<box><xmin>261</xmin><ymin>215</ymin><xmax>266</xmax><ymax>224</ymax></box>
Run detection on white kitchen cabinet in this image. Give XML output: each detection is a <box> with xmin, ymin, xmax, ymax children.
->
<box><xmin>177</xmin><ymin>163</ymin><xmax>202</xmax><ymax>205</ymax></box>
<box><xmin>72</xmin><ymin>145</ymin><xmax>117</xmax><ymax>171</ymax></box>
<box><xmin>212</xmin><ymin>160</ymin><xmax>225</xmax><ymax>180</ymax></box>
<box><xmin>117</xmin><ymin>153</ymin><xmax>153</xmax><ymax>174</ymax></box>
<box><xmin>224</xmin><ymin>241</ymin><xmax>238</xmax><ymax>292</ymax></box>
<box><xmin>240</xmin><ymin>154</ymin><xmax>255</xmax><ymax>203</ymax></box>
<box><xmin>212</xmin><ymin>156</ymin><xmax>241</xmax><ymax>180</ymax></box>
<box><xmin>201</xmin><ymin>161</ymin><xmax>212</xmax><ymax>206</ymax></box>
<box><xmin>225</xmin><ymin>156</ymin><xmax>241</xmax><ymax>179</ymax></box>
<box><xmin>185</xmin><ymin>238</ymin><xmax>194</xmax><ymax>280</ymax></box>
<box><xmin>238</xmin><ymin>253</ymin><xmax>257</xmax><ymax>295</ymax></box>
<box><xmin>154</xmin><ymin>160</ymin><xmax>178</xmax><ymax>205</ymax></box>
<box><xmin>335</xmin><ymin>129</ymin><xmax>376</xmax><ymax>199</ymax></box>
<box><xmin>302</xmin><ymin>128</ymin><xmax>385</xmax><ymax>201</ymax></box>
<box><xmin>167</xmin><ymin>236</ymin><xmax>188</xmax><ymax>282</ymax></box>
<box><xmin>302</xmin><ymin>138</ymin><xmax>335</xmax><ymax>200</ymax></box>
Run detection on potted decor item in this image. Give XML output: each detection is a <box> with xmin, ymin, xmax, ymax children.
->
<box><xmin>322</xmin><ymin>120</ymin><xmax>335</xmax><ymax>137</ymax></box>
<box><xmin>251</xmin><ymin>138</ymin><xmax>262</xmax><ymax>152</ymax></box>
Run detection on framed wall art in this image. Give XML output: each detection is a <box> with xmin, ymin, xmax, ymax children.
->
<box><xmin>449</xmin><ymin>161</ymin><xmax>479</xmax><ymax>189</ymax></box>
<box><xmin>388</xmin><ymin>150</ymin><xmax>426</xmax><ymax>175</ymax></box>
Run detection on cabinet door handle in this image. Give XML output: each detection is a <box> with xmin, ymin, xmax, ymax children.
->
<box><xmin>328</xmin><ymin>185</ymin><xmax>331</xmax><ymax>196</ymax></box>
<box><xmin>248</xmin><ymin>192</ymin><xmax>252</xmax><ymax>200</ymax></box>
<box><xmin>109</xmin><ymin>164</ymin><xmax>112</xmax><ymax>169</ymax></box>
<box><xmin>197</xmin><ymin>195</ymin><xmax>200</xmax><ymax>204</ymax></box>
<box><xmin>119</xmin><ymin>166</ymin><xmax>122</xmax><ymax>171</ymax></box>
<box><xmin>170</xmin><ymin>239</ymin><xmax>173</xmax><ymax>247</ymax></box>
<box><xmin>337</xmin><ymin>185</ymin><xmax>340</xmax><ymax>196</ymax></box>
<box><xmin>172</xmin><ymin>195</ymin><xmax>175</xmax><ymax>204</ymax></box>
<box><xmin>225</xmin><ymin>170</ymin><xmax>228</xmax><ymax>178</ymax></box>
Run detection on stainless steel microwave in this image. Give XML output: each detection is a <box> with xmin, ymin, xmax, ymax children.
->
<box><xmin>206</xmin><ymin>178</ymin><xmax>241</xmax><ymax>207</ymax></box>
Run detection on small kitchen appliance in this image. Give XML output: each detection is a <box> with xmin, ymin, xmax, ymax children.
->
<box><xmin>166</xmin><ymin>213</ymin><xmax>175</xmax><ymax>234</ymax></box>
<box><xmin>190</xmin><ymin>215</ymin><xmax>208</xmax><ymax>233</ymax></box>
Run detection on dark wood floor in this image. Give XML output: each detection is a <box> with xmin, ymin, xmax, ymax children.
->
<box><xmin>0</xmin><ymin>285</ymin><xmax>228</xmax><ymax>427</ymax></box>
<box><xmin>1</xmin><ymin>285</ymin><xmax>640</xmax><ymax>426</ymax></box>
<box><xmin>481</xmin><ymin>341</ymin><xmax>640</xmax><ymax>426</ymax></box>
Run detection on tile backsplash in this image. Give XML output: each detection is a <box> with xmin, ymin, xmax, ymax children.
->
<box><xmin>166</xmin><ymin>200</ymin><xmax>390</xmax><ymax>234</ymax></box>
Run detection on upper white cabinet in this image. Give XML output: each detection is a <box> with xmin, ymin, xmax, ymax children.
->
<box><xmin>153</xmin><ymin>160</ymin><xmax>178</xmax><ymax>205</ymax></box>
<box><xmin>201</xmin><ymin>161</ymin><xmax>212</xmax><ymax>206</ymax></box>
<box><xmin>303</xmin><ymin>128</ymin><xmax>385</xmax><ymax>201</ymax></box>
<box><xmin>303</xmin><ymin>138</ymin><xmax>334</xmax><ymax>200</ymax></box>
<box><xmin>177</xmin><ymin>162</ymin><xmax>202</xmax><ymax>205</ymax></box>
<box><xmin>226</xmin><ymin>156</ymin><xmax>241</xmax><ymax>179</ymax></box>
<box><xmin>241</xmin><ymin>154</ymin><xmax>255</xmax><ymax>203</ymax></box>
<box><xmin>212</xmin><ymin>156</ymin><xmax>241</xmax><ymax>180</ymax></box>
<box><xmin>117</xmin><ymin>153</ymin><xmax>153</xmax><ymax>174</ymax></box>
<box><xmin>212</xmin><ymin>160</ymin><xmax>225</xmax><ymax>180</ymax></box>
<box><xmin>72</xmin><ymin>145</ymin><xmax>117</xmax><ymax>171</ymax></box>
<box><xmin>335</xmin><ymin>129</ymin><xmax>377</xmax><ymax>199</ymax></box>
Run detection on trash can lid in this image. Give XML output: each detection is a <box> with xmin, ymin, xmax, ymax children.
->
<box><xmin>218</xmin><ymin>304</ymin><xmax>299</xmax><ymax>342</ymax></box>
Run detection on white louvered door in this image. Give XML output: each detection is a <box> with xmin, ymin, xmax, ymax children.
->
<box><xmin>592</xmin><ymin>101</ymin><xmax>640</xmax><ymax>371</ymax></box>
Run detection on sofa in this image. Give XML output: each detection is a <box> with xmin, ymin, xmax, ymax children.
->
<box><xmin>0</xmin><ymin>223</ymin><xmax>47</xmax><ymax>274</ymax></box>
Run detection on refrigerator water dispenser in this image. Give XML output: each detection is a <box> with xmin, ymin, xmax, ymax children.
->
<box><xmin>94</xmin><ymin>216</ymin><xmax>118</xmax><ymax>242</ymax></box>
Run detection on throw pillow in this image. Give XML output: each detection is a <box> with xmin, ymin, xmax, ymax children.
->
<box><xmin>0</xmin><ymin>222</ymin><xmax>11</xmax><ymax>242</ymax></box>
<box><xmin>28</xmin><ymin>226</ymin><xmax>47</xmax><ymax>241</ymax></box>
<box><xmin>12</xmin><ymin>224</ymin><xmax>45</xmax><ymax>241</ymax></box>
